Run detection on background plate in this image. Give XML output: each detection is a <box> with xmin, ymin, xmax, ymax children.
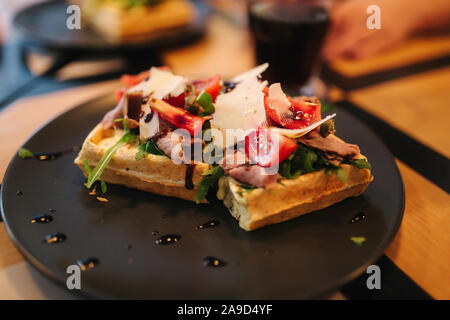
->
<box><xmin>13</xmin><ymin>0</ymin><xmax>208</xmax><ymax>51</ymax></box>
<box><xmin>1</xmin><ymin>94</ymin><xmax>404</xmax><ymax>299</ymax></box>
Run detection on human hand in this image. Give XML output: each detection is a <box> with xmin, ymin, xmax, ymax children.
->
<box><xmin>322</xmin><ymin>0</ymin><xmax>420</xmax><ymax>60</ymax></box>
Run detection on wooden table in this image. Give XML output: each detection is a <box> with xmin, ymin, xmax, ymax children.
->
<box><xmin>0</xmin><ymin>2</ymin><xmax>449</xmax><ymax>300</ymax></box>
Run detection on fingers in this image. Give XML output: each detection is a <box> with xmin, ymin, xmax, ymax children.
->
<box><xmin>322</xmin><ymin>1</ymin><xmax>369</xmax><ymax>60</ymax></box>
<box><xmin>322</xmin><ymin>20</ymin><xmax>370</xmax><ymax>60</ymax></box>
<box><xmin>341</xmin><ymin>29</ymin><xmax>407</xmax><ymax>60</ymax></box>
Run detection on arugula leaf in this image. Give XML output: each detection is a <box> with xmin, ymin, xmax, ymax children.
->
<box><xmin>348</xmin><ymin>159</ymin><xmax>372</xmax><ymax>171</ymax></box>
<box><xmin>195</xmin><ymin>166</ymin><xmax>224</xmax><ymax>204</ymax></box>
<box><xmin>279</xmin><ymin>160</ymin><xmax>302</xmax><ymax>179</ymax></box>
<box><xmin>350</xmin><ymin>236</ymin><xmax>366</xmax><ymax>246</ymax></box>
<box><xmin>196</xmin><ymin>90</ymin><xmax>215</xmax><ymax>116</ymax></box>
<box><xmin>128</xmin><ymin>0</ymin><xmax>163</xmax><ymax>8</ymax></box>
<box><xmin>279</xmin><ymin>143</ymin><xmax>350</xmax><ymax>184</ymax></box>
<box><xmin>86</xmin><ymin>129</ymin><xmax>137</xmax><ymax>189</ymax></box>
<box><xmin>324</xmin><ymin>161</ymin><xmax>347</xmax><ymax>184</ymax></box>
<box><xmin>135</xmin><ymin>140</ymin><xmax>165</xmax><ymax>160</ymax></box>
<box><xmin>334</xmin><ymin>167</ymin><xmax>348</xmax><ymax>184</ymax></box>
<box><xmin>18</xmin><ymin>148</ymin><xmax>35</xmax><ymax>159</ymax></box>
<box><xmin>319</xmin><ymin>119</ymin><xmax>335</xmax><ymax>137</ymax></box>
<box><xmin>84</xmin><ymin>159</ymin><xmax>107</xmax><ymax>193</ymax></box>
<box><xmin>83</xmin><ymin>159</ymin><xmax>92</xmax><ymax>175</ymax></box>
<box><xmin>100</xmin><ymin>181</ymin><xmax>107</xmax><ymax>193</ymax></box>
<box><xmin>279</xmin><ymin>144</ymin><xmax>318</xmax><ymax>179</ymax></box>
<box><xmin>321</xmin><ymin>103</ymin><xmax>334</xmax><ymax>112</ymax></box>
<box><xmin>239</xmin><ymin>184</ymin><xmax>257</xmax><ymax>193</ymax></box>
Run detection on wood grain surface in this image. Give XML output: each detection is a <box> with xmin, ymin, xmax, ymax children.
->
<box><xmin>386</xmin><ymin>161</ymin><xmax>450</xmax><ymax>299</ymax></box>
<box><xmin>329</xmin><ymin>35</ymin><xmax>450</xmax><ymax>77</ymax></box>
<box><xmin>349</xmin><ymin>67</ymin><xmax>450</xmax><ymax>158</ymax></box>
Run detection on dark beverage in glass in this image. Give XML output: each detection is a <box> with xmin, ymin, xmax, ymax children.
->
<box><xmin>248</xmin><ymin>0</ymin><xmax>330</xmax><ymax>90</ymax></box>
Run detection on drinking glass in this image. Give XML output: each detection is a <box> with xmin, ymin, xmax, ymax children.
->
<box><xmin>248</xmin><ymin>0</ymin><xmax>331</xmax><ymax>98</ymax></box>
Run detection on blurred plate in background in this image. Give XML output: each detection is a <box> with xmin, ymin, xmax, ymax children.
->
<box><xmin>13</xmin><ymin>0</ymin><xmax>208</xmax><ymax>51</ymax></box>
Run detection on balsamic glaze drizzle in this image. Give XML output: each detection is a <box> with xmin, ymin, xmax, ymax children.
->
<box><xmin>34</xmin><ymin>146</ymin><xmax>80</xmax><ymax>161</ymax></box>
<box><xmin>185</xmin><ymin>164</ymin><xmax>196</xmax><ymax>190</ymax></box>
<box><xmin>30</xmin><ymin>215</ymin><xmax>53</xmax><ymax>224</ymax></box>
<box><xmin>77</xmin><ymin>258</ymin><xmax>99</xmax><ymax>271</ymax></box>
<box><xmin>155</xmin><ymin>234</ymin><xmax>181</xmax><ymax>245</ymax></box>
<box><xmin>202</xmin><ymin>256</ymin><xmax>227</xmax><ymax>268</ymax></box>
<box><xmin>196</xmin><ymin>220</ymin><xmax>220</xmax><ymax>230</ymax></box>
<box><xmin>44</xmin><ymin>233</ymin><xmax>66</xmax><ymax>244</ymax></box>
<box><xmin>349</xmin><ymin>211</ymin><xmax>366</xmax><ymax>223</ymax></box>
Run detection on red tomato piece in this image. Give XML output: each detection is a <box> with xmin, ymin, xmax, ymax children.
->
<box><xmin>190</xmin><ymin>75</ymin><xmax>221</xmax><ymax>102</ymax></box>
<box><xmin>163</xmin><ymin>74</ymin><xmax>222</xmax><ymax>108</ymax></box>
<box><xmin>150</xmin><ymin>99</ymin><xmax>205</xmax><ymax>136</ymax></box>
<box><xmin>164</xmin><ymin>94</ymin><xmax>186</xmax><ymax>108</ymax></box>
<box><xmin>263</xmin><ymin>87</ymin><xmax>321</xmax><ymax>129</ymax></box>
<box><xmin>115</xmin><ymin>87</ymin><xmax>126</xmax><ymax>102</ymax></box>
<box><xmin>115</xmin><ymin>66</ymin><xmax>171</xmax><ymax>102</ymax></box>
<box><xmin>120</xmin><ymin>70</ymin><xmax>150</xmax><ymax>87</ymax></box>
<box><xmin>245</xmin><ymin>129</ymin><xmax>298</xmax><ymax>167</ymax></box>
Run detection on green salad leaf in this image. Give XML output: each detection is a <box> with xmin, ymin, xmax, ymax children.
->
<box><xmin>319</xmin><ymin>119</ymin><xmax>335</xmax><ymax>138</ymax></box>
<box><xmin>239</xmin><ymin>184</ymin><xmax>257</xmax><ymax>193</ymax></box>
<box><xmin>350</xmin><ymin>236</ymin><xmax>366</xmax><ymax>246</ymax></box>
<box><xmin>321</xmin><ymin>103</ymin><xmax>334</xmax><ymax>112</ymax></box>
<box><xmin>279</xmin><ymin>143</ymin><xmax>350</xmax><ymax>184</ymax></box>
<box><xmin>18</xmin><ymin>148</ymin><xmax>35</xmax><ymax>159</ymax></box>
<box><xmin>279</xmin><ymin>144</ymin><xmax>319</xmax><ymax>179</ymax></box>
<box><xmin>348</xmin><ymin>158</ymin><xmax>372</xmax><ymax>171</ymax></box>
<box><xmin>85</xmin><ymin>120</ymin><xmax>137</xmax><ymax>190</ymax></box>
<box><xmin>334</xmin><ymin>167</ymin><xmax>348</xmax><ymax>184</ymax></box>
<box><xmin>100</xmin><ymin>181</ymin><xmax>107</xmax><ymax>193</ymax></box>
<box><xmin>195</xmin><ymin>165</ymin><xmax>224</xmax><ymax>204</ymax></box>
<box><xmin>84</xmin><ymin>159</ymin><xmax>107</xmax><ymax>193</ymax></box>
<box><xmin>135</xmin><ymin>140</ymin><xmax>165</xmax><ymax>160</ymax></box>
<box><xmin>196</xmin><ymin>90</ymin><xmax>215</xmax><ymax>116</ymax></box>
<box><xmin>120</xmin><ymin>0</ymin><xmax>163</xmax><ymax>9</ymax></box>
<box><xmin>83</xmin><ymin>159</ymin><xmax>92</xmax><ymax>176</ymax></box>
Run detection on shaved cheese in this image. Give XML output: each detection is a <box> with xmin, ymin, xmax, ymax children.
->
<box><xmin>130</xmin><ymin>68</ymin><xmax>186</xmax><ymax>141</ymax></box>
<box><xmin>130</xmin><ymin>67</ymin><xmax>186</xmax><ymax>99</ymax></box>
<box><xmin>230</xmin><ymin>63</ymin><xmax>269</xmax><ymax>83</ymax></box>
<box><xmin>139</xmin><ymin>104</ymin><xmax>159</xmax><ymax>142</ymax></box>
<box><xmin>211</xmin><ymin>77</ymin><xmax>267</xmax><ymax>148</ymax></box>
<box><xmin>275</xmin><ymin>114</ymin><xmax>336</xmax><ymax>139</ymax></box>
<box><xmin>268</xmin><ymin>83</ymin><xmax>292</xmax><ymax>126</ymax></box>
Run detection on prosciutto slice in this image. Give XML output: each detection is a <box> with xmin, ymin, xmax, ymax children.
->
<box><xmin>299</xmin><ymin>131</ymin><xmax>360</xmax><ymax>159</ymax></box>
<box><xmin>227</xmin><ymin>165</ymin><xmax>278</xmax><ymax>188</ymax></box>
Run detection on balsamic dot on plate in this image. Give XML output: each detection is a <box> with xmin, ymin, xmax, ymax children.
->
<box><xmin>77</xmin><ymin>257</ymin><xmax>99</xmax><ymax>271</ymax></box>
<box><xmin>30</xmin><ymin>214</ymin><xmax>53</xmax><ymax>224</ymax></box>
<box><xmin>44</xmin><ymin>233</ymin><xmax>66</xmax><ymax>244</ymax></box>
<box><xmin>155</xmin><ymin>234</ymin><xmax>180</xmax><ymax>245</ymax></box>
<box><xmin>202</xmin><ymin>256</ymin><xmax>226</xmax><ymax>268</ymax></box>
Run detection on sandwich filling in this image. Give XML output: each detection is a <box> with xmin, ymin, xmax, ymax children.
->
<box><xmin>85</xmin><ymin>64</ymin><xmax>371</xmax><ymax>202</ymax></box>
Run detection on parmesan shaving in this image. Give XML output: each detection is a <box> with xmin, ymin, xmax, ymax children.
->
<box><xmin>211</xmin><ymin>77</ymin><xmax>267</xmax><ymax>148</ymax></box>
<box><xmin>129</xmin><ymin>67</ymin><xmax>186</xmax><ymax>99</ymax></box>
<box><xmin>267</xmin><ymin>83</ymin><xmax>292</xmax><ymax>126</ymax></box>
<box><xmin>230</xmin><ymin>63</ymin><xmax>269</xmax><ymax>83</ymax></box>
<box><xmin>130</xmin><ymin>68</ymin><xmax>187</xmax><ymax>140</ymax></box>
<box><xmin>139</xmin><ymin>104</ymin><xmax>159</xmax><ymax>142</ymax></box>
<box><xmin>275</xmin><ymin>114</ymin><xmax>337</xmax><ymax>139</ymax></box>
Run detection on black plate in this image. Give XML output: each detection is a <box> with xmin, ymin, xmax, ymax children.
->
<box><xmin>1</xmin><ymin>94</ymin><xmax>404</xmax><ymax>299</ymax></box>
<box><xmin>13</xmin><ymin>0</ymin><xmax>208</xmax><ymax>51</ymax></box>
